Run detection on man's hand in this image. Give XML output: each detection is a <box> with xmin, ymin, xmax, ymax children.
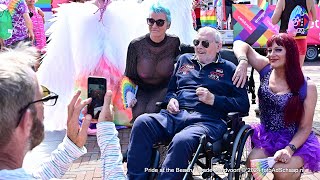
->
<box><xmin>196</xmin><ymin>87</ymin><xmax>214</xmax><ymax>105</ymax></box>
<box><xmin>167</xmin><ymin>98</ymin><xmax>180</xmax><ymax>114</ymax></box>
<box><xmin>232</xmin><ymin>60</ymin><xmax>248</xmax><ymax>88</ymax></box>
<box><xmin>98</xmin><ymin>90</ymin><xmax>114</xmax><ymax>122</ymax></box>
<box><xmin>67</xmin><ymin>90</ymin><xmax>92</xmax><ymax>148</ymax></box>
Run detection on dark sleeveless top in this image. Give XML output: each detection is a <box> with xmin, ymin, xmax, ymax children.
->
<box><xmin>279</xmin><ymin>0</ymin><xmax>308</xmax><ymax>33</ymax></box>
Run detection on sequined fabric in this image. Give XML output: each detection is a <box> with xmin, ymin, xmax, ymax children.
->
<box><xmin>258</xmin><ymin>70</ymin><xmax>297</xmax><ymax>134</ymax></box>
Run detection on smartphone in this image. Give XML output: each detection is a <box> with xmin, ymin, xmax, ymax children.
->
<box><xmin>88</xmin><ymin>76</ymin><xmax>107</xmax><ymax>120</ymax></box>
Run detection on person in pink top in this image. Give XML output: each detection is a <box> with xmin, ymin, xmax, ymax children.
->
<box><xmin>26</xmin><ymin>0</ymin><xmax>46</xmax><ymax>53</ymax></box>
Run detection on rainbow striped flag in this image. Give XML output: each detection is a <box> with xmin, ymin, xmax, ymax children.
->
<box><xmin>200</xmin><ymin>9</ymin><xmax>217</xmax><ymax>28</ymax></box>
<box><xmin>259</xmin><ymin>0</ymin><xmax>268</xmax><ymax>11</ymax></box>
<box><xmin>7</xmin><ymin>0</ymin><xmax>24</xmax><ymax>15</ymax></box>
<box><xmin>35</xmin><ymin>0</ymin><xmax>52</xmax><ymax>12</ymax></box>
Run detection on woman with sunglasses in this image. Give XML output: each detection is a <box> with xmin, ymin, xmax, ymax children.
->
<box><xmin>124</xmin><ymin>4</ymin><xmax>181</xmax><ymax>121</ymax></box>
<box><xmin>232</xmin><ymin>33</ymin><xmax>320</xmax><ymax>179</ymax></box>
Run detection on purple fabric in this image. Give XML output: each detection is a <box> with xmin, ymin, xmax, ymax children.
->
<box><xmin>253</xmin><ymin>66</ymin><xmax>320</xmax><ymax>172</ymax></box>
<box><xmin>252</xmin><ymin>124</ymin><xmax>320</xmax><ymax>172</ymax></box>
<box><xmin>259</xmin><ymin>64</ymin><xmax>308</xmax><ymax>102</ymax></box>
<box><xmin>258</xmin><ymin>64</ymin><xmax>272</xmax><ymax>78</ymax></box>
<box><xmin>258</xmin><ymin>68</ymin><xmax>297</xmax><ymax>134</ymax></box>
<box><xmin>1</xmin><ymin>0</ymin><xmax>29</xmax><ymax>46</ymax></box>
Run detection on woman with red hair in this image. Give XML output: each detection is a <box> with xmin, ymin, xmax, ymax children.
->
<box><xmin>233</xmin><ymin>33</ymin><xmax>320</xmax><ymax>179</ymax></box>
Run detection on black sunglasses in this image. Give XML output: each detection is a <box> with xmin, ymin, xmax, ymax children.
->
<box><xmin>16</xmin><ymin>85</ymin><xmax>59</xmax><ymax>127</ymax></box>
<box><xmin>193</xmin><ymin>39</ymin><xmax>211</xmax><ymax>48</ymax></box>
<box><xmin>29</xmin><ymin>12</ymin><xmax>33</xmax><ymax>18</ymax></box>
<box><xmin>147</xmin><ymin>18</ymin><xmax>166</xmax><ymax>27</ymax></box>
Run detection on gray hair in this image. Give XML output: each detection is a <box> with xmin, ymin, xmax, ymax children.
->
<box><xmin>0</xmin><ymin>43</ymin><xmax>38</xmax><ymax>147</ymax></box>
<box><xmin>198</xmin><ymin>26</ymin><xmax>222</xmax><ymax>43</ymax></box>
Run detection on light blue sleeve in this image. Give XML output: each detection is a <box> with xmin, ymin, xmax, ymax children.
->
<box><xmin>97</xmin><ymin>122</ymin><xmax>126</xmax><ymax>180</ymax></box>
<box><xmin>31</xmin><ymin>137</ymin><xmax>87</xmax><ymax>180</ymax></box>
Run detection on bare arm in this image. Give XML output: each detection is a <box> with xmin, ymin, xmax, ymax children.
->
<box><xmin>287</xmin><ymin>80</ymin><xmax>317</xmax><ymax>154</ymax></box>
<box><xmin>38</xmin><ymin>8</ymin><xmax>45</xmax><ymax>24</ymax></box>
<box><xmin>307</xmin><ymin>0</ymin><xmax>317</xmax><ymax>22</ymax></box>
<box><xmin>271</xmin><ymin>0</ymin><xmax>285</xmax><ymax>25</ymax></box>
<box><xmin>23</xmin><ymin>13</ymin><xmax>34</xmax><ymax>42</ymax></box>
<box><xmin>232</xmin><ymin>40</ymin><xmax>269</xmax><ymax>87</ymax></box>
<box><xmin>233</xmin><ymin>40</ymin><xmax>269</xmax><ymax>72</ymax></box>
<box><xmin>0</xmin><ymin>39</ymin><xmax>4</xmax><ymax>48</ymax></box>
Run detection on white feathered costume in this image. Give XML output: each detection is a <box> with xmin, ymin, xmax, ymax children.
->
<box><xmin>37</xmin><ymin>0</ymin><xmax>197</xmax><ymax>130</ymax></box>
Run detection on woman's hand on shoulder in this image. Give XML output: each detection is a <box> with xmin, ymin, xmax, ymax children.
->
<box><xmin>232</xmin><ymin>60</ymin><xmax>248</xmax><ymax>88</ymax></box>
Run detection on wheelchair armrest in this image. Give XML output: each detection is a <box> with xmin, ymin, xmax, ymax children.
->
<box><xmin>156</xmin><ymin>102</ymin><xmax>168</xmax><ymax>109</ymax></box>
<box><xmin>156</xmin><ymin>104</ymin><xmax>249</xmax><ymax>118</ymax></box>
<box><xmin>227</xmin><ymin>112</ymin><xmax>249</xmax><ymax>119</ymax></box>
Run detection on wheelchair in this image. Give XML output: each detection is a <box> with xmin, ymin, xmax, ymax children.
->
<box><xmin>123</xmin><ymin>48</ymin><xmax>256</xmax><ymax>180</ymax></box>
<box><xmin>147</xmin><ymin>111</ymin><xmax>253</xmax><ymax>180</ymax></box>
<box><xmin>146</xmin><ymin>49</ymin><xmax>255</xmax><ymax>180</ymax></box>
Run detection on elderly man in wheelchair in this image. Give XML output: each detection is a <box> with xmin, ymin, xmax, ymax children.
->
<box><xmin>126</xmin><ymin>26</ymin><xmax>250</xmax><ymax>180</ymax></box>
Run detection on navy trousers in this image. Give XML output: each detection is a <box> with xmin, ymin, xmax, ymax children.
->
<box><xmin>127</xmin><ymin>109</ymin><xmax>227</xmax><ymax>180</ymax></box>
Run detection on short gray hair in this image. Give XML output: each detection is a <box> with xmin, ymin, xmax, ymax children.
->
<box><xmin>198</xmin><ymin>27</ymin><xmax>222</xmax><ymax>43</ymax></box>
<box><xmin>0</xmin><ymin>43</ymin><xmax>38</xmax><ymax>147</ymax></box>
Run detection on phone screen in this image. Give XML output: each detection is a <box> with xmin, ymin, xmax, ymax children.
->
<box><xmin>88</xmin><ymin>77</ymin><xmax>106</xmax><ymax>120</ymax></box>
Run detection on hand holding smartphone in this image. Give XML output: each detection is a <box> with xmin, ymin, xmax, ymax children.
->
<box><xmin>88</xmin><ymin>76</ymin><xmax>107</xmax><ymax>121</ymax></box>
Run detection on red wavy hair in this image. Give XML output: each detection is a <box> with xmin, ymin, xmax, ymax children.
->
<box><xmin>266</xmin><ymin>33</ymin><xmax>304</xmax><ymax>126</ymax></box>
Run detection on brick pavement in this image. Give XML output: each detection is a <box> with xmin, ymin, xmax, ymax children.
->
<box><xmin>23</xmin><ymin>61</ymin><xmax>320</xmax><ymax>179</ymax></box>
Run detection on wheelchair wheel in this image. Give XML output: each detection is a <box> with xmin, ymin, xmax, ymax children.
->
<box><xmin>228</xmin><ymin>125</ymin><xmax>253</xmax><ymax>180</ymax></box>
<box><xmin>234</xmin><ymin>128</ymin><xmax>254</xmax><ymax>179</ymax></box>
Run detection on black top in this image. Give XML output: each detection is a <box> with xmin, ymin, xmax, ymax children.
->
<box><xmin>225</xmin><ymin>0</ymin><xmax>234</xmax><ymax>6</ymax></box>
<box><xmin>124</xmin><ymin>34</ymin><xmax>180</xmax><ymax>120</ymax></box>
<box><xmin>125</xmin><ymin>34</ymin><xmax>180</xmax><ymax>89</ymax></box>
<box><xmin>279</xmin><ymin>0</ymin><xmax>308</xmax><ymax>32</ymax></box>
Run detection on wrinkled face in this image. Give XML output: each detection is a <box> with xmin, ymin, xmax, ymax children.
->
<box><xmin>29</xmin><ymin>77</ymin><xmax>44</xmax><ymax>150</ymax></box>
<box><xmin>194</xmin><ymin>31</ymin><xmax>221</xmax><ymax>64</ymax></box>
<box><xmin>26</xmin><ymin>0</ymin><xmax>35</xmax><ymax>5</ymax></box>
<box><xmin>266</xmin><ymin>42</ymin><xmax>287</xmax><ymax>69</ymax></box>
<box><xmin>148</xmin><ymin>12</ymin><xmax>169</xmax><ymax>38</ymax></box>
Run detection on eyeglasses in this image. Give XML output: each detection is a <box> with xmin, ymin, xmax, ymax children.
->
<box><xmin>147</xmin><ymin>18</ymin><xmax>166</xmax><ymax>27</ymax></box>
<box><xmin>193</xmin><ymin>39</ymin><xmax>211</xmax><ymax>48</ymax></box>
<box><xmin>16</xmin><ymin>85</ymin><xmax>59</xmax><ymax>127</ymax></box>
<box><xmin>29</xmin><ymin>12</ymin><xmax>33</xmax><ymax>18</ymax></box>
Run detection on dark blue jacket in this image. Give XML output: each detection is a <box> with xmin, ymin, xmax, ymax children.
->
<box><xmin>165</xmin><ymin>53</ymin><xmax>250</xmax><ymax>120</ymax></box>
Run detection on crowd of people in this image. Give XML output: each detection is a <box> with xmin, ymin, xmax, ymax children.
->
<box><xmin>0</xmin><ymin>0</ymin><xmax>320</xmax><ymax>180</ymax></box>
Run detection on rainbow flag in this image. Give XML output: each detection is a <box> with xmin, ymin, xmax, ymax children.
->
<box><xmin>35</xmin><ymin>0</ymin><xmax>52</xmax><ymax>12</ymax></box>
<box><xmin>259</xmin><ymin>0</ymin><xmax>268</xmax><ymax>11</ymax></box>
<box><xmin>7</xmin><ymin>0</ymin><xmax>24</xmax><ymax>15</ymax></box>
<box><xmin>200</xmin><ymin>9</ymin><xmax>217</xmax><ymax>28</ymax></box>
